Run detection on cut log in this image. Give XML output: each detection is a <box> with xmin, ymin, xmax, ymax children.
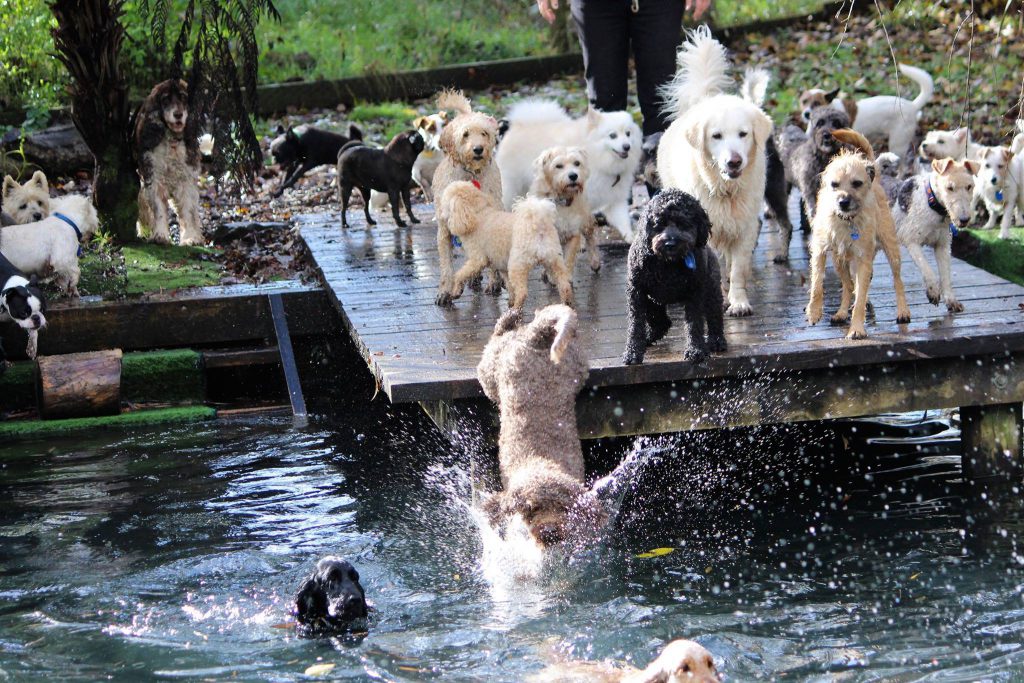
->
<box><xmin>36</xmin><ymin>349</ymin><xmax>122</xmax><ymax>419</ymax></box>
<box><xmin>5</xmin><ymin>123</ymin><xmax>95</xmax><ymax>177</ymax></box>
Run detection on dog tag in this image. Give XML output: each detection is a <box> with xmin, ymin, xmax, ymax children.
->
<box><xmin>850</xmin><ymin>226</ymin><xmax>859</xmax><ymax>241</ymax></box>
<box><xmin>451</xmin><ymin>236</ymin><xmax>462</xmax><ymax>248</ymax></box>
<box><xmin>683</xmin><ymin>252</ymin><xmax>696</xmax><ymax>270</ymax></box>
<box><xmin>996</xmin><ymin>189</ymin><xmax>1004</xmax><ymax>202</ymax></box>
<box><xmin>949</xmin><ymin>223</ymin><xmax>959</xmax><ymax>237</ymax></box>
<box><xmin>470</xmin><ymin>179</ymin><xmax>481</xmax><ymax>190</ymax></box>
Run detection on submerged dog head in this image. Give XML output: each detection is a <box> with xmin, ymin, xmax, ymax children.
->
<box><xmin>918</xmin><ymin>128</ymin><xmax>970</xmax><ymax>161</ymax></box>
<box><xmin>623</xmin><ymin>639</ymin><xmax>721</xmax><ymax>683</ymax></box>
<box><xmin>875</xmin><ymin>152</ymin><xmax>901</xmax><ymax>179</ymax></box>
<box><xmin>585</xmin><ymin>108</ymin><xmax>641</xmax><ymax>165</ymax></box>
<box><xmin>682</xmin><ymin>95</ymin><xmax>773</xmax><ymax>181</ymax></box>
<box><xmin>930</xmin><ymin>157</ymin><xmax>978</xmax><ymax>227</ymax></box>
<box><xmin>533</xmin><ymin>146</ymin><xmax>588</xmax><ymax>200</ymax></box>
<box><xmin>2</xmin><ymin>171</ymin><xmax>50</xmax><ymax>223</ymax></box>
<box><xmin>484</xmin><ymin>469</ymin><xmax>604</xmax><ymax>548</ymax></box>
<box><xmin>438</xmin><ymin>90</ymin><xmax>499</xmax><ymax>172</ymax></box>
<box><xmin>294</xmin><ymin>556</ymin><xmax>368</xmax><ymax>630</ymax></box>
<box><xmin>977</xmin><ymin>145</ymin><xmax>1012</xmax><ymax>191</ymax></box>
<box><xmin>799</xmin><ymin>87</ymin><xmax>841</xmax><ymax>122</ymax></box>
<box><xmin>807</xmin><ymin>106</ymin><xmax>850</xmax><ymax>157</ymax></box>
<box><xmin>637</xmin><ymin>188</ymin><xmax>711</xmax><ymax>262</ymax></box>
<box><xmin>0</xmin><ymin>274</ymin><xmax>46</xmax><ymax>332</ymax></box>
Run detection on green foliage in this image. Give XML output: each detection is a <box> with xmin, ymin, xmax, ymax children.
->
<box><xmin>712</xmin><ymin>0</ymin><xmax>825</xmax><ymax>27</ymax></box>
<box><xmin>121</xmin><ymin>349</ymin><xmax>204</xmax><ymax>403</ymax></box>
<box><xmin>0</xmin><ymin>0</ymin><xmax>61</xmax><ymax>110</ymax></box>
<box><xmin>121</xmin><ymin>243</ymin><xmax>223</xmax><ymax>295</ymax></box>
<box><xmin>0</xmin><ymin>405</ymin><xmax>216</xmax><ymax>441</ymax></box>
<box><xmin>960</xmin><ymin>228</ymin><xmax>1024</xmax><ymax>287</ymax></box>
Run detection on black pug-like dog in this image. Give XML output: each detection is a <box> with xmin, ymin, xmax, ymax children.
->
<box><xmin>622</xmin><ymin>189</ymin><xmax>726</xmax><ymax>366</ymax></box>
<box><xmin>270</xmin><ymin>124</ymin><xmax>363</xmax><ymax>197</ymax></box>
<box><xmin>294</xmin><ymin>556</ymin><xmax>368</xmax><ymax>631</ymax></box>
<box><xmin>337</xmin><ymin>130</ymin><xmax>424</xmax><ymax>229</ymax></box>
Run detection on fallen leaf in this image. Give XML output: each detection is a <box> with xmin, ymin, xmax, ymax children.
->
<box><xmin>635</xmin><ymin>547</ymin><xmax>675</xmax><ymax>558</ymax></box>
<box><xmin>304</xmin><ymin>662</ymin><xmax>336</xmax><ymax>676</ymax></box>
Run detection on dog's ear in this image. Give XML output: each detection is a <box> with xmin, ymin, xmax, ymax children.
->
<box><xmin>285</xmin><ymin>127</ymin><xmax>299</xmax><ymax>143</ymax></box>
<box><xmin>493</xmin><ymin>308</ymin><xmax>523</xmax><ymax>336</ymax></box>
<box><xmin>524</xmin><ymin>306</ymin><xmax>578</xmax><ymax>363</ymax></box>
<box><xmin>585</xmin><ymin>107</ymin><xmax>601</xmax><ymax>131</ymax></box>
<box><xmin>932</xmin><ymin>158</ymin><xmax>955</xmax><ymax>176</ymax></box>
<box><xmin>293</xmin><ymin>576</ymin><xmax>321</xmax><ymax>621</ymax></box>
<box><xmin>29</xmin><ymin>170</ymin><xmax>47</xmax><ymax>191</ymax></box>
<box><xmin>865</xmin><ymin>162</ymin><xmax>876</xmax><ymax>182</ymax></box>
<box><xmin>28</xmin><ymin>274</ymin><xmax>39</xmax><ymax>287</ymax></box>
<box><xmin>412</xmin><ymin>115</ymin><xmax>427</xmax><ymax>130</ymax></box>
<box><xmin>437</xmin><ymin>110</ymin><xmax>448</xmax><ymax>121</ymax></box>
<box><xmin>484</xmin><ymin>116</ymin><xmax>499</xmax><ymax>136</ymax></box>
<box><xmin>533</xmin><ymin>148</ymin><xmax>555</xmax><ymax>176</ymax></box>
<box><xmin>439</xmin><ymin>121</ymin><xmax>456</xmax><ymax>155</ymax></box>
<box><xmin>683</xmin><ymin>113</ymin><xmax>705</xmax><ymax>150</ymax></box>
<box><xmin>963</xmin><ymin>159</ymin><xmax>980</xmax><ymax>176</ymax></box>
<box><xmin>2</xmin><ymin>174</ymin><xmax>17</xmax><ymax>199</ymax></box>
<box><xmin>481</xmin><ymin>492</ymin><xmax>507</xmax><ymax>527</ymax></box>
<box><xmin>752</xmin><ymin>110</ymin><xmax>773</xmax><ymax>148</ymax></box>
<box><xmin>274</xmin><ymin>124</ymin><xmax>285</xmax><ymax>135</ymax></box>
<box><xmin>953</xmin><ymin>128</ymin><xmax>969</xmax><ymax>145</ymax></box>
<box><xmin>824</xmin><ymin>87</ymin><xmax>841</xmax><ymax>103</ymax></box>
<box><xmin>348</xmin><ymin>124</ymin><xmax>363</xmax><ymax>141</ymax></box>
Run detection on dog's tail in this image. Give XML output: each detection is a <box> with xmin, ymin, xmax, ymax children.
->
<box><xmin>659</xmin><ymin>25</ymin><xmax>732</xmax><ymax>120</ymax></box>
<box><xmin>526</xmin><ymin>304</ymin><xmax>579</xmax><ymax>364</ymax></box>
<box><xmin>897</xmin><ymin>64</ymin><xmax>934</xmax><ymax>112</ymax></box>
<box><xmin>506</xmin><ymin>99</ymin><xmax>570</xmax><ymax>125</ymax></box>
<box><xmin>437</xmin><ymin>89</ymin><xmax>473</xmax><ymax>117</ymax></box>
<box><xmin>740</xmin><ymin>68</ymin><xmax>771</xmax><ymax>107</ymax></box>
<box><xmin>832</xmin><ymin>128</ymin><xmax>875</xmax><ymax>161</ymax></box>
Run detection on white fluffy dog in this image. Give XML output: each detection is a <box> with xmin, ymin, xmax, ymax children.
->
<box><xmin>918</xmin><ymin>128</ymin><xmax>984</xmax><ymax>162</ymax></box>
<box><xmin>973</xmin><ymin>145</ymin><xmax>1019</xmax><ymax>237</ymax></box>
<box><xmin>656</xmin><ymin>25</ymin><xmax>773</xmax><ymax>317</ymax></box>
<box><xmin>0</xmin><ymin>194</ymin><xmax>98</xmax><ymax>297</ymax></box>
<box><xmin>495</xmin><ymin>101</ymin><xmax>641</xmax><ymax>241</ymax></box>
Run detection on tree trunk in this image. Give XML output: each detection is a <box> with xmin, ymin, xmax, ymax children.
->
<box><xmin>94</xmin><ymin>144</ymin><xmax>139</xmax><ymax>242</ymax></box>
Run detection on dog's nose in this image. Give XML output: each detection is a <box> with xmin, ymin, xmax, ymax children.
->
<box><xmin>992</xmin><ymin>177</ymin><xmax>999</xmax><ymax>185</ymax></box>
<box><xmin>472</xmin><ymin>145</ymin><xmax>484</xmax><ymax>155</ymax></box>
<box><xmin>621</xmin><ymin>143</ymin><xmax>631</xmax><ymax>152</ymax></box>
<box><xmin>30</xmin><ymin>314</ymin><xmax>41</xmax><ymax>327</ymax></box>
<box><xmin>802</xmin><ymin>110</ymin><xmax>811</xmax><ymax>121</ymax></box>
<box><xmin>568</xmin><ymin>172</ymin><xmax>578</xmax><ymax>182</ymax></box>
<box><xmin>958</xmin><ymin>216</ymin><xmax>970</xmax><ymax>227</ymax></box>
<box><xmin>33</xmin><ymin>212</ymin><xmax>43</xmax><ymax>221</ymax></box>
<box><xmin>726</xmin><ymin>154</ymin><xmax>742</xmax><ymax>169</ymax></box>
<box><xmin>838</xmin><ymin>196</ymin><xmax>852</xmax><ymax>211</ymax></box>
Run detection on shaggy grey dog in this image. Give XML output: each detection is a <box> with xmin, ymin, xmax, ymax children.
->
<box><xmin>779</xmin><ymin>105</ymin><xmax>851</xmax><ymax>227</ymax></box>
<box><xmin>875</xmin><ymin>152</ymin><xmax>903</xmax><ymax>205</ymax></box>
<box><xmin>477</xmin><ymin>305</ymin><xmax>603</xmax><ymax>548</ymax></box>
<box><xmin>622</xmin><ymin>189</ymin><xmax>725</xmax><ymax>366</ymax></box>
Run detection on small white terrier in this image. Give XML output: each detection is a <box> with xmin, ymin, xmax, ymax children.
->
<box><xmin>972</xmin><ymin>146</ymin><xmax>1019</xmax><ymax>238</ymax></box>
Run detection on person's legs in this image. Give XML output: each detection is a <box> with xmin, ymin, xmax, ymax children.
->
<box><xmin>570</xmin><ymin>0</ymin><xmax>630</xmax><ymax>113</ymax></box>
<box><xmin>630</xmin><ymin>0</ymin><xmax>684</xmax><ymax>135</ymax></box>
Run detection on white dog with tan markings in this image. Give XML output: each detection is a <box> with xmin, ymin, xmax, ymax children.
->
<box><xmin>656</xmin><ymin>25</ymin><xmax>773</xmax><ymax>317</ymax></box>
<box><xmin>892</xmin><ymin>157</ymin><xmax>978</xmax><ymax>312</ymax></box>
<box><xmin>529</xmin><ymin>146</ymin><xmax>601</xmax><ymax>277</ymax></box>
<box><xmin>973</xmin><ymin>145</ymin><xmax>1018</xmax><ymax>238</ymax></box>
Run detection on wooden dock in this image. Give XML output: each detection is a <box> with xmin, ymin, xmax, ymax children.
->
<box><xmin>299</xmin><ymin>206</ymin><xmax>1024</xmax><ymax>485</ymax></box>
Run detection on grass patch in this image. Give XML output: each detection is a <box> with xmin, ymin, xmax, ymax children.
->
<box><xmin>122</xmin><ymin>349</ymin><xmax>204</xmax><ymax>404</ymax></box>
<box><xmin>121</xmin><ymin>243</ymin><xmax>223</xmax><ymax>296</ymax></box>
<box><xmin>959</xmin><ymin>228</ymin><xmax>1024</xmax><ymax>286</ymax></box>
<box><xmin>349</xmin><ymin>102</ymin><xmax>421</xmax><ymax>140</ymax></box>
<box><xmin>0</xmin><ymin>405</ymin><xmax>216</xmax><ymax>442</ymax></box>
<box><xmin>712</xmin><ymin>0</ymin><xmax>826</xmax><ymax>27</ymax></box>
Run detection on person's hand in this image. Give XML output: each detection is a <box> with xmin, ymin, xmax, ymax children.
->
<box><xmin>686</xmin><ymin>0</ymin><xmax>711</xmax><ymax>20</ymax></box>
<box><xmin>537</xmin><ymin>0</ymin><xmax>558</xmax><ymax>24</ymax></box>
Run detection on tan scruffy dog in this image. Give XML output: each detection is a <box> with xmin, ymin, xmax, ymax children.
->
<box><xmin>437</xmin><ymin>181</ymin><xmax>573</xmax><ymax>311</ymax></box>
<box><xmin>806</xmin><ymin>129</ymin><xmax>912</xmax><ymax>340</ymax></box>
<box><xmin>478</xmin><ymin>306</ymin><xmax>605</xmax><ymax>550</ymax></box>
<box><xmin>432</xmin><ymin>90</ymin><xmax>503</xmax><ymax>306</ymax></box>
<box><xmin>529</xmin><ymin>146</ymin><xmax>601</xmax><ymax>277</ymax></box>
<box><xmin>529</xmin><ymin>638</ymin><xmax>721</xmax><ymax>683</ymax></box>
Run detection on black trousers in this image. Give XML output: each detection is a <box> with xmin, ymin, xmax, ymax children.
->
<box><xmin>570</xmin><ymin>0</ymin><xmax>684</xmax><ymax>136</ymax></box>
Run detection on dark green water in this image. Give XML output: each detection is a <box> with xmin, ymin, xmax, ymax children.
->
<box><xmin>2</xmin><ymin>408</ymin><xmax>1024</xmax><ymax>681</ymax></box>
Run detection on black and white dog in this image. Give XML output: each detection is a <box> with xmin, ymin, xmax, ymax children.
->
<box><xmin>0</xmin><ymin>251</ymin><xmax>47</xmax><ymax>361</ymax></box>
<box><xmin>270</xmin><ymin>124</ymin><xmax>364</xmax><ymax>197</ymax></box>
<box><xmin>294</xmin><ymin>556</ymin><xmax>368</xmax><ymax>632</ymax></box>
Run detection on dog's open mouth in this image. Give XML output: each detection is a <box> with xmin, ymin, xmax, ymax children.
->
<box><xmin>616</xmin><ymin>150</ymin><xmax>630</xmax><ymax>159</ymax></box>
<box><xmin>724</xmin><ymin>168</ymin><xmax>743</xmax><ymax>179</ymax></box>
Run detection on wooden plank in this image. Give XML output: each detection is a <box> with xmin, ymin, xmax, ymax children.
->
<box><xmin>298</xmin><ymin>207</ymin><xmax>1024</xmax><ymax>408</ymax></box>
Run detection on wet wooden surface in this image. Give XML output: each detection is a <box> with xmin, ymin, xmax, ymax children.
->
<box><xmin>300</xmin><ymin>206</ymin><xmax>1024</xmax><ymax>408</ymax></box>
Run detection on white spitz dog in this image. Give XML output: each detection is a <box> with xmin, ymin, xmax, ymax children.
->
<box><xmin>496</xmin><ymin>101</ymin><xmax>642</xmax><ymax>241</ymax></box>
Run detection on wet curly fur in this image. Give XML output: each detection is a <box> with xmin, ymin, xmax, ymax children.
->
<box><xmin>432</xmin><ymin>90</ymin><xmax>503</xmax><ymax>306</ymax></box>
<box><xmin>134</xmin><ymin>79</ymin><xmax>205</xmax><ymax>245</ymax></box>
<box><xmin>623</xmin><ymin>189</ymin><xmax>725</xmax><ymax>365</ymax></box>
<box><xmin>779</xmin><ymin>106</ymin><xmax>851</xmax><ymax>229</ymax></box>
<box><xmin>477</xmin><ymin>306</ymin><xmax>604</xmax><ymax>548</ymax></box>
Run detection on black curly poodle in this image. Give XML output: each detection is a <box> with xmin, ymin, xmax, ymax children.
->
<box><xmin>622</xmin><ymin>189</ymin><xmax>726</xmax><ymax>365</ymax></box>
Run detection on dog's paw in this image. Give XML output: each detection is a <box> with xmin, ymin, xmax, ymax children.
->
<box><xmin>395</xmin><ymin>220</ymin><xmax>406</xmax><ymax>227</ymax></box>
<box><xmin>467</xmin><ymin>274</ymin><xmax>483</xmax><ymax>292</ymax></box>
<box><xmin>806</xmin><ymin>304</ymin><xmax>823</xmax><ymax>326</ymax></box>
<box><xmin>683</xmin><ymin>345</ymin><xmax>709</xmax><ymax>364</ymax></box>
<box><xmin>410</xmin><ymin>216</ymin><xmax>421</xmax><ymax>224</ymax></box>
<box><xmin>622</xmin><ymin>349</ymin><xmax>644</xmax><ymax>365</ymax></box>
<box><xmin>846</xmin><ymin>326</ymin><xmax>868</xmax><ymax>340</ymax></box>
<box><xmin>947</xmin><ymin>299</ymin><xmax>965</xmax><ymax>313</ymax></box>
<box><xmin>483</xmin><ymin>280</ymin><xmax>503</xmax><ymax>296</ymax></box>
<box><xmin>829</xmin><ymin>311</ymin><xmax>850</xmax><ymax>326</ymax></box>
<box><xmin>896</xmin><ymin>308</ymin><xmax>911</xmax><ymax>324</ymax></box>
<box><xmin>726</xmin><ymin>302</ymin><xmax>753</xmax><ymax>317</ymax></box>
<box><xmin>366</xmin><ymin>217</ymin><xmax>377</xmax><ymax>226</ymax></box>
<box><xmin>926</xmin><ymin>284</ymin><xmax>941</xmax><ymax>305</ymax></box>
<box><xmin>434</xmin><ymin>290</ymin><xmax>454</xmax><ymax>307</ymax></box>
<box><xmin>589</xmin><ymin>255</ymin><xmax>602</xmax><ymax>273</ymax></box>
<box><xmin>706</xmin><ymin>335</ymin><xmax>727</xmax><ymax>352</ymax></box>
<box><xmin>772</xmin><ymin>254</ymin><xmax>789</xmax><ymax>264</ymax></box>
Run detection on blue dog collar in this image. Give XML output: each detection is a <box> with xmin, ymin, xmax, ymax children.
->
<box><xmin>996</xmin><ymin>189</ymin><xmax>1004</xmax><ymax>202</ymax></box>
<box><xmin>54</xmin><ymin>212</ymin><xmax>84</xmax><ymax>256</ymax></box>
<box><xmin>683</xmin><ymin>252</ymin><xmax>696</xmax><ymax>270</ymax></box>
<box><xmin>949</xmin><ymin>222</ymin><xmax>959</xmax><ymax>237</ymax></box>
